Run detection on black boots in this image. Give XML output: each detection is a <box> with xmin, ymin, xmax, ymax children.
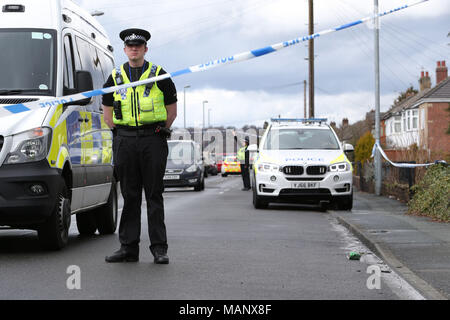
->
<box><xmin>105</xmin><ymin>248</ymin><xmax>139</xmax><ymax>263</ymax></box>
<box><xmin>151</xmin><ymin>246</ymin><xmax>169</xmax><ymax>264</ymax></box>
<box><xmin>106</xmin><ymin>246</ymin><xmax>169</xmax><ymax>264</ymax></box>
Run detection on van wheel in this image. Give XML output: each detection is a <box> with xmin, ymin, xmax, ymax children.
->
<box><xmin>76</xmin><ymin>212</ymin><xmax>97</xmax><ymax>235</ymax></box>
<box><xmin>94</xmin><ymin>179</ymin><xmax>118</xmax><ymax>234</ymax></box>
<box><xmin>253</xmin><ymin>186</ymin><xmax>268</xmax><ymax>209</ymax></box>
<box><xmin>221</xmin><ymin>173</ymin><xmax>228</xmax><ymax>177</ymax></box>
<box><xmin>38</xmin><ymin>183</ymin><xmax>71</xmax><ymax>250</ymax></box>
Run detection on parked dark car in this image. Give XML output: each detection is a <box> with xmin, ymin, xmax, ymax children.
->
<box><xmin>164</xmin><ymin>140</ymin><xmax>205</xmax><ymax>191</ymax></box>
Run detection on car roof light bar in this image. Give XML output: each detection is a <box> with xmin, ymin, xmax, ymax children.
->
<box><xmin>270</xmin><ymin>118</ymin><xmax>328</xmax><ymax>123</ymax></box>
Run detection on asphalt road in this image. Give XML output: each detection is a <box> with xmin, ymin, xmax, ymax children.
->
<box><xmin>0</xmin><ymin>175</ymin><xmax>413</xmax><ymax>300</ymax></box>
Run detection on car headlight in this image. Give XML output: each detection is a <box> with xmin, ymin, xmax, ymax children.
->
<box><xmin>328</xmin><ymin>162</ymin><xmax>350</xmax><ymax>172</ymax></box>
<box><xmin>5</xmin><ymin>127</ymin><xmax>52</xmax><ymax>164</ymax></box>
<box><xmin>185</xmin><ymin>164</ymin><xmax>197</xmax><ymax>172</ymax></box>
<box><xmin>257</xmin><ymin>162</ymin><xmax>280</xmax><ymax>173</ymax></box>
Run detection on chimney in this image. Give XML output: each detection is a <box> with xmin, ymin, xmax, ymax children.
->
<box><xmin>436</xmin><ymin>60</ymin><xmax>448</xmax><ymax>85</ymax></box>
<box><xmin>419</xmin><ymin>70</ymin><xmax>431</xmax><ymax>91</ymax></box>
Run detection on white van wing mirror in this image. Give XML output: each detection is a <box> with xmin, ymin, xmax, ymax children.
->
<box><xmin>247</xmin><ymin>144</ymin><xmax>258</xmax><ymax>153</ymax></box>
<box><xmin>64</xmin><ymin>70</ymin><xmax>94</xmax><ymax>107</ymax></box>
<box><xmin>344</xmin><ymin>143</ymin><xmax>354</xmax><ymax>153</ymax></box>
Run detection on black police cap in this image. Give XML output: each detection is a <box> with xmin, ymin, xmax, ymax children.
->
<box><xmin>120</xmin><ymin>28</ymin><xmax>151</xmax><ymax>45</ymax></box>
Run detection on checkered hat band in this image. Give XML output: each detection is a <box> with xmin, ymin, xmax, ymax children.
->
<box><xmin>125</xmin><ymin>34</ymin><xmax>146</xmax><ymax>42</ymax></box>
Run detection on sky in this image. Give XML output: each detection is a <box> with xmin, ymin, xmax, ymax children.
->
<box><xmin>74</xmin><ymin>0</ymin><xmax>450</xmax><ymax>129</ymax></box>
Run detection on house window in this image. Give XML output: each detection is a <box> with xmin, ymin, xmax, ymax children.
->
<box><xmin>407</xmin><ymin>110</ymin><xmax>411</xmax><ymax>131</ymax></box>
<box><xmin>403</xmin><ymin>115</ymin><xmax>407</xmax><ymax>132</ymax></box>
<box><xmin>394</xmin><ymin>116</ymin><xmax>401</xmax><ymax>133</ymax></box>
<box><xmin>412</xmin><ymin>110</ymin><xmax>418</xmax><ymax>129</ymax></box>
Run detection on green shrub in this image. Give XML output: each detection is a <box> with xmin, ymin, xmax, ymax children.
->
<box><xmin>408</xmin><ymin>164</ymin><xmax>450</xmax><ymax>221</ymax></box>
<box><xmin>355</xmin><ymin>131</ymin><xmax>375</xmax><ymax>165</ymax></box>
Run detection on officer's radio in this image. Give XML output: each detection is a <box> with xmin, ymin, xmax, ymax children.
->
<box><xmin>113</xmin><ymin>100</ymin><xmax>123</xmax><ymax>120</ymax></box>
<box><xmin>115</xmin><ymin>73</ymin><xmax>124</xmax><ymax>85</ymax></box>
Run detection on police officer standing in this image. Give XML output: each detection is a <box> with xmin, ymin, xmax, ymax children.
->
<box><xmin>234</xmin><ymin>133</ymin><xmax>251</xmax><ymax>191</ymax></box>
<box><xmin>102</xmin><ymin>28</ymin><xmax>177</xmax><ymax>264</ymax></box>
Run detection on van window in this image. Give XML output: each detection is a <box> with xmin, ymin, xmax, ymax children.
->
<box><xmin>98</xmin><ymin>50</ymin><xmax>114</xmax><ymax>81</ymax></box>
<box><xmin>0</xmin><ymin>29</ymin><xmax>57</xmax><ymax>96</ymax></box>
<box><xmin>63</xmin><ymin>35</ymin><xmax>75</xmax><ymax>90</ymax></box>
<box><xmin>75</xmin><ymin>36</ymin><xmax>104</xmax><ymax>112</ymax></box>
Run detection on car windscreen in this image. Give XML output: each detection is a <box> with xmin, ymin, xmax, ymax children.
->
<box><xmin>0</xmin><ymin>29</ymin><xmax>57</xmax><ymax>97</ymax></box>
<box><xmin>263</xmin><ymin>128</ymin><xmax>340</xmax><ymax>150</ymax></box>
<box><xmin>168</xmin><ymin>142</ymin><xmax>194</xmax><ymax>164</ymax></box>
<box><xmin>224</xmin><ymin>156</ymin><xmax>237</xmax><ymax>162</ymax></box>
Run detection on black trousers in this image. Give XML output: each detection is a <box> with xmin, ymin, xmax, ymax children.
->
<box><xmin>114</xmin><ymin>134</ymin><xmax>168</xmax><ymax>254</ymax></box>
<box><xmin>240</xmin><ymin>164</ymin><xmax>250</xmax><ymax>189</ymax></box>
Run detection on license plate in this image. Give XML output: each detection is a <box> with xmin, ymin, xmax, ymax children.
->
<box><xmin>291</xmin><ymin>182</ymin><xmax>318</xmax><ymax>189</ymax></box>
<box><xmin>164</xmin><ymin>175</ymin><xmax>180</xmax><ymax>180</ymax></box>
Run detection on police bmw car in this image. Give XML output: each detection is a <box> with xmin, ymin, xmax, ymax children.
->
<box><xmin>251</xmin><ymin>118</ymin><xmax>354</xmax><ymax>210</ymax></box>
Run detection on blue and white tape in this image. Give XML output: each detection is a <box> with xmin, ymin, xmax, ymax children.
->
<box><xmin>371</xmin><ymin>142</ymin><xmax>443</xmax><ymax>168</ymax></box>
<box><xmin>0</xmin><ymin>0</ymin><xmax>429</xmax><ymax>117</ymax></box>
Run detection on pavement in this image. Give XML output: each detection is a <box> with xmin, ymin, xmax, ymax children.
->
<box><xmin>330</xmin><ymin>191</ymin><xmax>450</xmax><ymax>300</ymax></box>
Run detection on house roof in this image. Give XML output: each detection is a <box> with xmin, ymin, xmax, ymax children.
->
<box><xmin>383</xmin><ymin>76</ymin><xmax>450</xmax><ymax>120</ymax></box>
<box><xmin>382</xmin><ymin>90</ymin><xmax>428</xmax><ymax>120</ymax></box>
<box><xmin>419</xmin><ymin>76</ymin><xmax>450</xmax><ymax>100</ymax></box>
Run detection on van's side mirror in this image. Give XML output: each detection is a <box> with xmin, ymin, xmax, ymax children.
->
<box><xmin>63</xmin><ymin>70</ymin><xmax>94</xmax><ymax>107</ymax></box>
<box><xmin>75</xmin><ymin>71</ymin><xmax>94</xmax><ymax>106</ymax></box>
<box><xmin>344</xmin><ymin>143</ymin><xmax>354</xmax><ymax>153</ymax></box>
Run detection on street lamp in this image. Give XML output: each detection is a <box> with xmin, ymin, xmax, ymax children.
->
<box><xmin>202</xmin><ymin>100</ymin><xmax>208</xmax><ymax>130</ymax></box>
<box><xmin>183</xmin><ymin>85</ymin><xmax>190</xmax><ymax>128</ymax></box>
<box><xmin>202</xmin><ymin>100</ymin><xmax>208</xmax><ymax>154</ymax></box>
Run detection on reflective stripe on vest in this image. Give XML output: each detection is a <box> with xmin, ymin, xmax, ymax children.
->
<box><xmin>112</xmin><ymin>62</ymin><xmax>167</xmax><ymax>126</ymax></box>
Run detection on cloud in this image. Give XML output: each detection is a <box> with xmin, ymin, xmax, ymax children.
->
<box><xmin>172</xmin><ymin>87</ymin><xmax>397</xmax><ymax>128</ymax></box>
<box><xmin>72</xmin><ymin>0</ymin><xmax>448</xmax><ymax>127</ymax></box>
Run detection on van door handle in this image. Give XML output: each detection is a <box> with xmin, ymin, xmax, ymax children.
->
<box><xmin>78</xmin><ymin>118</ymin><xmax>84</xmax><ymax>122</ymax></box>
<box><xmin>84</xmin><ymin>118</ymin><xmax>90</xmax><ymax>123</ymax></box>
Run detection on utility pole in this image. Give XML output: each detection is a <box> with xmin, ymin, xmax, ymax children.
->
<box><xmin>374</xmin><ymin>0</ymin><xmax>381</xmax><ymax>196</ymax></box>
<box><xmin>304</xmin><ymin>80</ymin><xmax>307</xmax><ymax>118</ymax></box>
<box><xmin>308</xmin><ymin>0</ymin><xmax>315</xmax><ymax>118</ymax></box>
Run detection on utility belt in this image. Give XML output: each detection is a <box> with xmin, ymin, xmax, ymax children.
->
<box><xmin>115</xmin><ymin>123</ymin><xmax>171</xmax><ymax>138</ymax></box>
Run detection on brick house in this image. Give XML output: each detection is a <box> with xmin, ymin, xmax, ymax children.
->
<box><xmin>381</xmin><ymin>61</ymin><xmax>449</xmax><ymax>160</ymax></box>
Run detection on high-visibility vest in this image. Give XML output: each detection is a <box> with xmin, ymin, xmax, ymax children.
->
<box><xmin>237</xmin><ymin>146</ymin><xmax>246</xmax><ymax>162</ymax></box>
<box><xmin>112</xmin><ymin>62</ymin><xmax>167</xmax><ymax>126</ymax></box>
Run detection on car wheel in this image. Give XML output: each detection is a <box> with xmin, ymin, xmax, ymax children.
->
<box><xmin>221</xmin><ymin>173</ymin><xmax>228</xmax><ymax>177</ymax></box>
<box><xmin>93</xmin><ymin>178</ymin><xmax>118</xmax><ymax>234</ymax></box>
<box><xmin>337</xmin><ymin>192</ymin><xmax>353</xmax><ymax>211</ymax></box>
<box><xmin>194</xmin><ymin>176</ymin><xmax>204</xmax><ymax>191</ymax></box>
<box><xmin>38</xmin><ymin>182</ymin><xmax>71</xmax><ymax>250</ymax></box>
<box><xmin>253</xmin><ymin>186</ymin><xmax>268</xmax><ymax>209</ymax></box>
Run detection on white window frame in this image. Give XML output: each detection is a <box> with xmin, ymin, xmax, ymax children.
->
<box><xmin>394</xmin><ymin>116</ymin><xmax>401</xmax><ymax>133</ymax></box>
<box><xmin>412</xmin><ymin>110</ymin><xmax>418</xmax><ymax>129</ymax></box>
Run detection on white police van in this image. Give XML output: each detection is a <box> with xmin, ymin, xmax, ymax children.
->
<box><xmin>0</xmin><ymin>0</ymin><xmax>117</xmax><ymax>249</ymax></box>
<box><xmin>251</xmin><ymin>118</ymin><xmax>354</xmax><ymax>211</ymax></box>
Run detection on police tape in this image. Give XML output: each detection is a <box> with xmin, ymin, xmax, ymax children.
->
<box><xmin>0</xmin><ymin>0</ymin><xmax>429</xmax><ymax>117</ymax></box>
<box><xmin>371</xmin><ymin>142</ymin><xmax>447</xmax><ymax>168</ymax></box>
